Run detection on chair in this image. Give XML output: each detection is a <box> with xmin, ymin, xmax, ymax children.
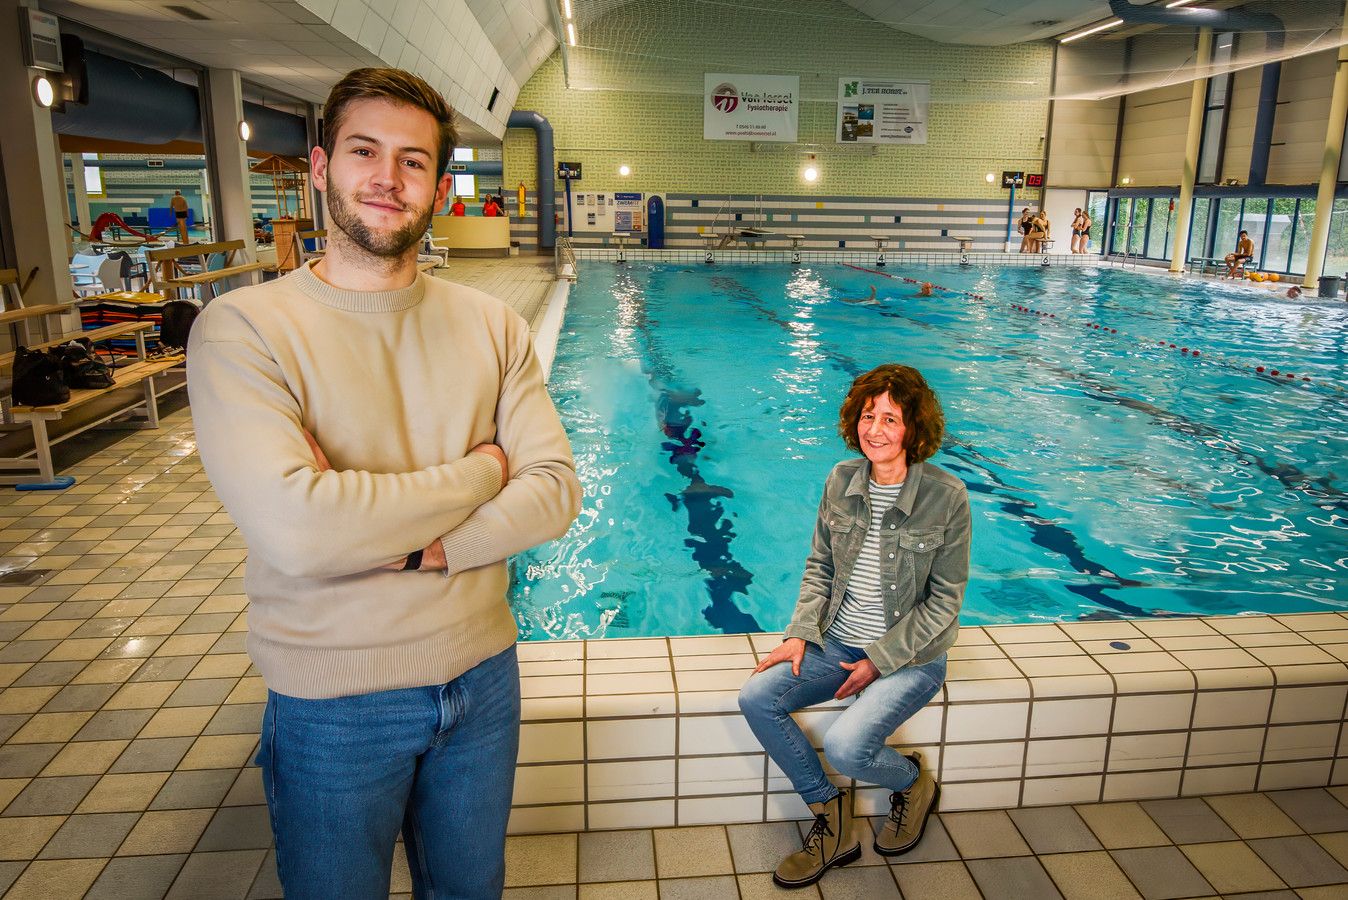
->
<box><xmin>422</xmin><ymin>232</ymin><xmax>450</xmax><ymax>268</ymax></box>
<box><xmin>71</xmin><ymin>252</ymin><xmax>109</xmax><ymax>296</ymax></box>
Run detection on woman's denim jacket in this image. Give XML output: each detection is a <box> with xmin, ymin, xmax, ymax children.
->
<box><xmin>783</xmin><ymin>458</ymin><xmax>972</xmax><ymax>677</ymax></box>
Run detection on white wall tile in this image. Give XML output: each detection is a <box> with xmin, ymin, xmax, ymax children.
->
<box><xmin>518</xmin><ymin>640</ymin><xmax>584</xmax><ymax>662</ymax></box>
<box><xmin>588</xmin><ymin>799</ymin><xmax>675</xmax><ymax>830</ymax></box>
<box><xmin>1109</xmin><ymin>732</ymin><xmax>1189</xmax><ymax>772</ymax></box>
<box><xmin>1271</xmin><ymin>685</ymin><xmax>1348</xmax><ymax>724</ymax></box>
<box><xmin>945</xmin><ymin>677</ymin><xmax>1030</xmax><ymax>702</ymax></box>
<box><xmin>1030</xmin><ymin>698</ymin><xmax>1112</xmax><ymax>738</ymax></box>
<box><xmin>586</xmin><ymin>637</ymin><xmax>668</xmax><ymax>659</ymax></box>
<box><xmin>942</xmin><ymin>741</ymin><xmax>1025</xmax><ymax>782</ymax></box>
<box><xmin>587</xmin><ymin>694</ymin><xmax>677</xmax><ymax>719</ymax></box>
<box><xmin>587</xmin><ymin>672</ymin><xmax>675</xmax><ymax>695</ymax></box>
<box><xmin>588</xmin><ymin>717</ymin><xmax>675</xmax><ymax>760</ymax></box>
<box><xmin>521</xmin><ymin>674</ymin><xmax>583</xmax><ymax>698</ymax></box>
<box><xmin>1102</xmin><ymin>769</ymin><xmax>1182</xmax><ymax>802</ymax></box>
<box><xmin>586</xmin><ymin>657</ymin><xmax>671</xmax><ymax>675</ymax></box>
<box><xmin>678</xmin><ymin>794</ymin><xmax>764</xmax><ymax>826</ymax></box>
<box><xmin>507</xmin><ymin>804</ymin><xmax>585</xmax><ymax>835</ymax></box>
<box><xmin>1022</xmin><ymin>775</ymin><xmax>1102</xmax><ymax>806</ymax></box>
<box><xmin>1180</xmin><ymin>765</ymin><xmax>1258</xmax><ymax>797</ymax></box>
<box><xmin>673</xmin><ymin>653</ymin><xmax>756</xmax><ymax>671</ymax></box>
<box><xmin>1192</xmin><ymin>689</ymin><xmax>1271</xmax><ymax>728</ymax></box>
<box><xmin>1025</xmin><ymin>737</ymin><xmax>1108</xmax><ymax>777</ymax></box>
<box><xmin>946</xmin><ymin>701</ymin><xmax>1028</xmax><ymax>743</ymax></box>
<box><xmin>679</xmin><ymin>714</ymin><xmax>761</xmax><ymax>756</ymax></box>
<box><xmin>680</xmin><ymin>691</ymin><xmax>742</xmax><ymax>715</ymax></box>
<box><xmin>1112</xmin><ymin>692</ymin><xmax>1194</xmax><ymax>733</ymax></box>
<box><xmin>587</xmin><ymin>759</ymin><xmax>676</xmax><ymax>802</ymax></box>
<box><xmin>679</xmin><ymin>754</ymin><xmax>764</xmax><ymax>796</ymax></box>
<box><xmin>887</xmin><ymin>703</ymin><xmax>944</xmax><ymax>746</ymax></box>
<box><xmin>1264</xmin><ymin>723</ymin><xmax>1339</xmax><ymax>761</ymax></box>
<box><xmin>940</xmin><ymin>780</ymin><xmax>1021</xmax><ymax>811</ymax></box>
<box><xmin>1094</xmin><ymin>652</ymin><xmax>1186</xmax><ymax>675</ymax></box>
<box><xmin>1022</xmin><ymin>673</ymin><xmax>1115</xmax><ymax>698</ymax></box>
<box><xmin>675</xmin><ymin>669</ymin><xmax>751</xmax><ymax>693</ymax></box>
<box><xmin>764</xmin><ymin>792</ymin><xmax>812</xmax><ymax>821</ymax></box>
<box><xmin>1258</xmin><ymin>759</ymin><xmax>1334</xmax><ymax>791</ymax></box>
<box><xmin>513</xmin><ymin>763</ymin><xmax>584</xmax><ymax>805</ymax></box>
<box><xmin>1186</xmin><ymin>727</ymin><xmax>1265</xmax><ymax>768</ymax></box>
<box><xmin>519</xmin><ymin>721</ymin><xmax>583</xmax><ymax>764</ymax></box>
<box><xmin>521</xmin><ymin>696</ymin><xmax>583</xmax><ymax>722</ymax></box>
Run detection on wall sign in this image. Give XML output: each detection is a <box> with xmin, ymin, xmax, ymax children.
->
<box><xmin>836</xmin><ymin>78</ymin><xmax>929</xmax><ymax>144</ymax></box>
<box><xmin>704</xmin><ymin>74</ymin><xmax>799</xmax><ymax>142</ymax></box>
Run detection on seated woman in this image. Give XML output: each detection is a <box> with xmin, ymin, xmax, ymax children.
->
<box><xmin>738</xmin><ymin>364</ymin><xmax>972</xmax><ymax>890</ymax></box>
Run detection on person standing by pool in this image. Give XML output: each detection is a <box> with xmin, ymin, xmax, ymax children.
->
<box><xmin>187</xmin><ymin>66</ymin><xmax>581</xmax><ymax>899</ymax></box>
<box><xmin>738</xmin><ymin>364</ymin><xmax>972</xmax><ymax>890</ymax></box>
<box><xmin>1071</xmin><ymin>208</ymin><xmax>1089</xmax><ymax>254</ymax></box>
<box><xmin>1017</xmin><ymin>208</ymin><xmax>1035</xmax><ymax>252</ymax></box>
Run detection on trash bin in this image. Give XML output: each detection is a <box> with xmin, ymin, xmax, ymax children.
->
<box><xmin>1319</xmin><ymin>275</ymin><xmax>1340</xmax><ymax>299</ymax></box>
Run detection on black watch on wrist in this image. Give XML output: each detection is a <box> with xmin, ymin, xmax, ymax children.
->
<box><xmin>403</xmin><ymin>549</ymin><xmax>423</xmax><ymax>571</ymax></box>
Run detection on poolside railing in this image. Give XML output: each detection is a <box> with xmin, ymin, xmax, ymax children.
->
<box><xmin>555</xmin><ymin>235</ymin><xmax>577</xmax><ymax>282</ymax></box>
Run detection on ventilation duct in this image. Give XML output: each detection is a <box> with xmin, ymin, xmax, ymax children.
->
<box><xmin>507</xmin><ymin>110</ymin><xmax>556</xmax><ymax>250</ymax></box>
<box><xmin>1105</xmin><ymin>0</ymin><xmax>1284</xmax><ymax>53</ymax></box>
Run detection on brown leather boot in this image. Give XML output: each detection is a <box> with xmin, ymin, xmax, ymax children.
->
<box><xmin>772</xmin><ymin>790</ymin><xmax>862</xmax><ymax>889</ymax></box>
<box><xmin>874</xmin><ymin>753</ymin><xmax>940</xmax><ymax>856</ymax></box>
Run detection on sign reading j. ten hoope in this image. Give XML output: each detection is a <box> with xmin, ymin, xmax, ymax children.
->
<box><xmin>704</xmin><ymin>74</ymin><xmax>799</xmax><ymax>143</ymax></box>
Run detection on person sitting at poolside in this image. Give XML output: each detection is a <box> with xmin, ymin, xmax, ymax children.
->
<box><xmin>1028</xmin><ymin>212</ymin><xmax>1048</xmax><ymax>253</ymax></box>
<box><xmin>1225</xmin><ymin>231</ymin><xmax>1254</xmax><ymax>278</ymax></box>
<box><xmin>1017</xmin><ymin>208</ymin><xmax>1035</xmax><ymax>253</ymax></box>
<box><xmin>843</xmin><ymin>285</ymin><xmax>877</xmax><ymax>304</ymax></box>
<box><xmin>738</xmin><ymin>364</ymin><xmax>971</xmax><ymax>890</ymax></box>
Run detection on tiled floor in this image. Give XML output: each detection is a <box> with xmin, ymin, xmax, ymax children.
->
<box><xmin>0</xmin><ymin>258</ymin><xmax>1343</xmax><ymax>898</ymax></box>
<box><xmin>434</xmin><ymin>255</ymin><xmax>558</xmax><ymax>332</ymax></box>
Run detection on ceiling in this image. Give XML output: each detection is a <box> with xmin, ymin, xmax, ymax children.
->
<box><xmin>38</xmin><ymin>0</ymin><xmax>1281</xmax><ymax>144</ymax></box>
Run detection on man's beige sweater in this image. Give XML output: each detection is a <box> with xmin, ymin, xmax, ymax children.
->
<box><xmin>187</xmin><ymin>262</ymin><xmax>581</xmax><ymax>700</ymax></box>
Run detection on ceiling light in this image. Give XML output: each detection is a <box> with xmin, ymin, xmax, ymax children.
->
<box><xmin>803</xmin><ymin>166</ymin><xmax>818</xmax><ymax>183</ymax></box>
<box><xmin>1060</xmin><ymin>19</ymin><xmax>1123</xmax><ymax>43</ymax></box>
<box><xmin>619</xmin><ymin>165</ymin><xmax>630</xmax><ymax>176</ymax></box>
<box><xmin>1166</xmin><ymin>0</ymin><xmax>1200</xmax><ymax>7</ymax></box>
<box><xmin>1121</xmin><ymin>176</ymin><xmax>1131</xmax><ymax>185</ymax></box>
<box><xmin>33</xmin><ymin>76</ymin><xmax>54</xmax><ymax>108</ymax></box>
<box><xmin>563</xmin><ymin>0</ymin><xmax>572</xmax><ymax>18</ymax></box>
<box><xmin>567</xmin><ymin>22</ymin><xmax>576</xmax><ymax>46</ymax></box>
<box><xmin>239</xmin><ymin>120</ymin><xmax>251</xmax><ymax>141</ymax></box>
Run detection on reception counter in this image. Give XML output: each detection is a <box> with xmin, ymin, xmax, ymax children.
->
<box><xmin>431</xmin><ymin>214</ymin><xmax>511</xmax><ymax>257</ymax></box>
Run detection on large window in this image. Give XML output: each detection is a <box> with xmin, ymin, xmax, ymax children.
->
<box><xmin>1197</xmin><ymin>33</ymin><xmax>1236</xmax><ymax>183</ymax></box>
<box><xmin>1188</xmin><ymin>198</ymin><xmax>1213</xmax><ymax>260</ymax></box>
<box><xmin>1087</xmin><ymin>191</ymin><xmax>1107</xmax><ymax>252</ymax></box>
<box><xmin>1146</xmin><ymin>198</ymin><xmax>1173</xmax><ymax>260</ymax></box>
<box><xmin>1213</xmin><ymin>199</ymin><xmax>1243</xmax><ymax>262</ymax></box>
<box><xmin>1326</xmin><ymin>199</ymin><xmax>1348</xmax><ymax>278</ymax></box>
<box><xmin>1288</xmin><ymin>199</ymin><xmax>1315</xmax><ymax>276</ymax></box>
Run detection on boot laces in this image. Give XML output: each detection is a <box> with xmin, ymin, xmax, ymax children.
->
<box><xmin>888</xmin><ymin>790</ymin><xmax>911</xmax><ymax>828</ymax></box>
<box><xmin>802</xmin><ymin>812</ymin><xmax>835</xmax><ymax>857</ymax></box>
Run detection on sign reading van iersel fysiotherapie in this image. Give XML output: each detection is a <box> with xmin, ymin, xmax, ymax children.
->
<box><xmin>836</xmin><ymin>78</ymin><xmax>929</xmax><ymax>145</ymax></box>
<box><xmin>704</xmin><ymin>74</ymin><xmax>799</xmax><ymax>143</ymax></box>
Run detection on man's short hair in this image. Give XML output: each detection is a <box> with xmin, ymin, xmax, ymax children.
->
<box><xmin>322</xmin><ymin>68</ymin><xmax>457</xmax><ymax>179</ymax></box>
<box><xmin>1239</xmin><ymin>230</ymin><xmax>1248</xmax><ymax>236</ymax></box>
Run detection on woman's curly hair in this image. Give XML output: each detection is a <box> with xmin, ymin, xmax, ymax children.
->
<box><xmin>838</xmin><ymin>364</ymin><xmax>945</xmax><ymax>464</ymax></box>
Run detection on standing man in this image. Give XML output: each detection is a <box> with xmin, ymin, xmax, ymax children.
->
<box><xmin>187</xmin><ymin>68</ymin><xmax>581</xmax><ymax>899</ymax></box>
<box><xmin>169</xmin><ymin>189</ymin><xmax>190</xmax><ymax>242</ymax></box>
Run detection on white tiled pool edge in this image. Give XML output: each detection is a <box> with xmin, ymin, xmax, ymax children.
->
<box><xmin>506</xmin><ymin>612</ymin><xmax>1348</xmax><ymax>835</ymax></box>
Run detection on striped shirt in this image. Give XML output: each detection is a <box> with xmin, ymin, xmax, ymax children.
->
<box><xmin>827</xmin><ymin>479</ymin><xmax>905</xmax><ymax>648</ymax></box>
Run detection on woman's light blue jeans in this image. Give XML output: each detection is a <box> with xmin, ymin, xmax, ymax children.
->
<box><xmin>256</xmin><ymin>644</ymin><xmax>520</xmax><ymax>900</ymax></box>
<box><xmin>738</xmin><ymin>637</ymin><xmax>945</xmax><ymax>804</ymax></box>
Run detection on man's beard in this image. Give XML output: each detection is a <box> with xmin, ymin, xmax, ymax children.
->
<box><xmin>326</xmin><ymin>184</ymin><xmax>433</xmax><ymax>258</ymax></box>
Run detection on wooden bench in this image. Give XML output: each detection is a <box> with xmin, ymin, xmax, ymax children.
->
<box><xmin>0</xmin><ymin>322</ymin><xmax>154</xmax><ymax>373</ymax></box>
<box><xmin>1190</xmin><ymin>255</ymin><xmax>1243</xmax><ymax>277</ymax></box>
<box><xmin>146</xmin><ymin>240</ymin><xmax>265</xmax><ymax>302</ymax></box>
<box><xmin>0</xmin><ymin>269</ymin><xmax>76</xmax><ymax>346</ymax></box>
<box><xmin>5</xmin><ymin>354</ymin><xmax>184</xmax><ymax>487</ymax></box>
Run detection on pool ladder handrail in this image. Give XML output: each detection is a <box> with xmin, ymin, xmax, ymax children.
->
<box><xmin>555</xmin><ymin>235</ymin><xmax>577</xmax><ymax>282</ymax></box>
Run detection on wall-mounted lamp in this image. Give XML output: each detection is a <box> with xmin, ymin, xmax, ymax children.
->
<box><xmin>1120</xmin><ymin>176</ymin><xmax>1131</xmax><ymax>185</ymax></box>
<box><xmin>803</xmin><ymin>154</ymin><xmax>818</xmax><ymax>183</ymax></box>
<box><xmin>32</xmin><ymin>75</ymin><xmax>54</xmax><ymax>107</ymax></box>
<box><xmin>618</xmin><ymin>165</ymin><xmax>631</xmax><ymax>176</ymax></box>
<box><xmin>985</xmin><ymin>172</ymin><xmax>996</xmax><ymax>183</ymax></box>
<box><xmin>239</xmin><ymin>121</ymin><xmax>252</xmax><ymax>141</ymax></box>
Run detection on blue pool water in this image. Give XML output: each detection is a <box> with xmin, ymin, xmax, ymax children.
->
<box><xmin>510</xmin><ymin>263</ymin><xmax>1348</xmax><ymax>641</ymax></box>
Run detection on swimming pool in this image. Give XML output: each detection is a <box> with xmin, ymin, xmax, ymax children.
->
<box><xmin>510</xmin><ymin>262</ymin><xmax>1348</xmax><ymax>641</ymax></box>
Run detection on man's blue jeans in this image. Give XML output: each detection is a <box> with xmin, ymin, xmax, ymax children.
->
<box><xmin>738</xmin><ymin>637</ymin><xmax>945</xmax><ymax>805</ymax></box>
<box><xmin>256</xmin><ymin>644</ymin><xmax>520</xmax><ymax>900</ymax></box>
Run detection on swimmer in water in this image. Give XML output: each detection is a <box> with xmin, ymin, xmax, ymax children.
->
<box><xmin>843</xmin><ymin>285</ymin><xmax>878</xmax><ymax>304</ymax></box>
<box><xmin>915</xmin><ymin>283</ymin><xmax>933</xmax><ymax>297</ymax></box>
<box><xmin>1286</xmin><ymin>285</ymin><xmax>1302</xmax><ymax>299</ymax></box>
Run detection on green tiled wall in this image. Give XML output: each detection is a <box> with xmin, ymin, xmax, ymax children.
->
<box><xmin>503</xmin><ymin>0</ymin><xmax>1052</xmax><ymax>201</ymax></box>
